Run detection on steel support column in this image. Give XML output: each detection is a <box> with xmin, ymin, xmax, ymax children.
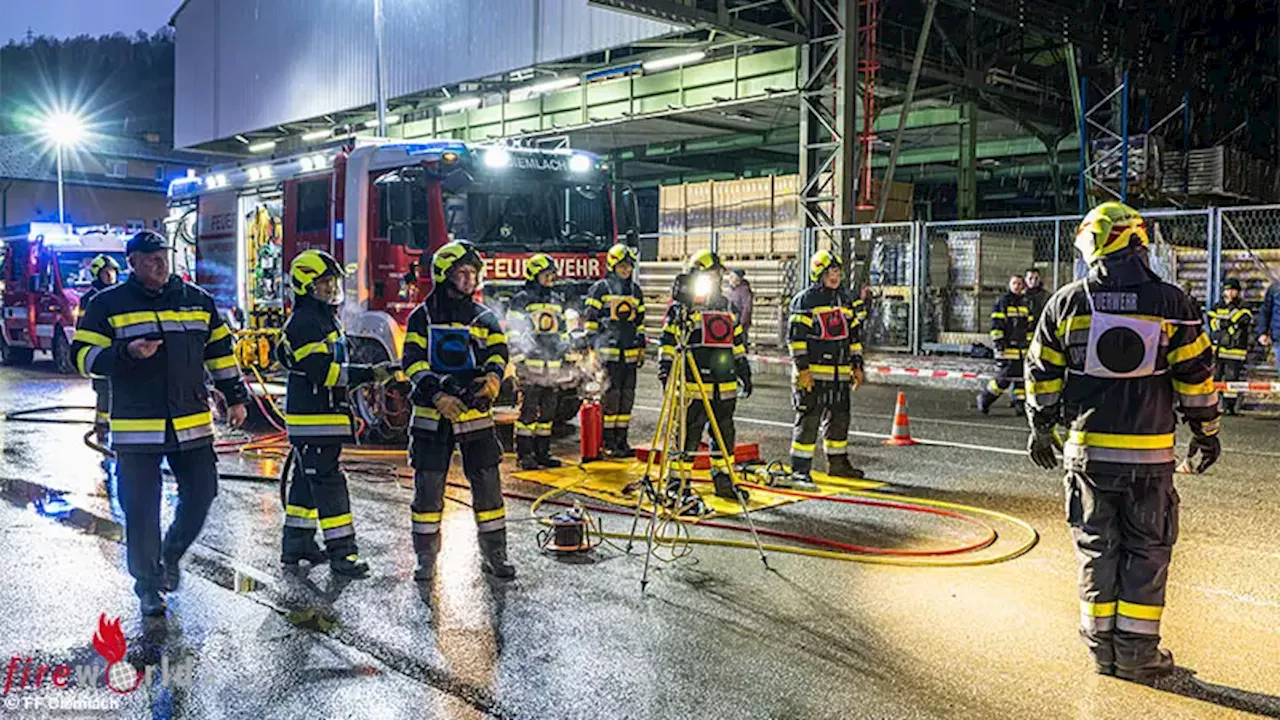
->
<box><xmin>958</xmin><ymin>101</ymin><xmax>977</xmax><ymax>219</ymax></box>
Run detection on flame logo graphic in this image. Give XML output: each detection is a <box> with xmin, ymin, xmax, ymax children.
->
<box><xmin>92</xmin><ymin>614</ymin><xmax>126</xmax><ymax>663</ymax></box>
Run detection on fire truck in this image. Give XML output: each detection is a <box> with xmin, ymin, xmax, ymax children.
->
<box><xmin>0</xmin><ymin>223</ymin><xmax>128</xmax><ymax>372</ymax></box>
<box><xmin>167</xmin><ymin>140</ymin><xmax>639</xmax><ymax>439</ymax></box>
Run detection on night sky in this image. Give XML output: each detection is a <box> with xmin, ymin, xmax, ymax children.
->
<box><xmin>1</xmin><ymin>0</ymin><xmax>179</xmax><ymax>43</ymax></box>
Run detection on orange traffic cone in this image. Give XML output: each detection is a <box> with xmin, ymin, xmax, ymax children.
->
<box><xmin>884</xmin><ymin>391</ymin><xmax>918</xmax><ymax>446</ymax></box>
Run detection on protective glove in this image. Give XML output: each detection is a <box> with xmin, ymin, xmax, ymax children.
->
<box><xmin>1027</xmin><ymin>422</ymin><xmax>1062</xmax><ymax>470</ymax></box>
<box><xmin>371</xmin><ymin>362</ymin><xmax>400</xmax><ymax>384</ymax></box>
<box><xmin>795</xmin><ymin>368</ymin><xmax>814</xmax><ymax>393</ymax></box>
<box><xmin>635</xmin><ymin>350</ymin><xmax>646</xmax><ymax>369</ymax></box>
<box><xmin>472</xmin><ymin>373</ymin><xmax>502</xmax><ymax>401</ymax></box>
<box><xmin>739</xmin><ymin>372</ymin><xmax>754</xmax><ymax>399</ymax></box>
<box><xmin>851</xmin><ymin>365</ymin><xmax>865</xmax><ymax>389</ymax></box>
<box><xmin>1185</xmin><ymin>419</ymin><xmax>1222</xmax><ymax>474</ymax></box>
<box><xmin>432</xmin><ymin>392</ymin><xmax>467</xmax><ymax>422</ymax></box>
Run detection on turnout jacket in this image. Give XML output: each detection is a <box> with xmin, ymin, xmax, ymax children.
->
<box><xmin>1208</xmin><ymin>298</ymin><xmax>1252</xmax><ymax>362</ymax></box>
<box><xmin>71</xmin><ymin>274</ymin><xmax>249</xmax><ymax>453</ymax></box>
<box><xmin>1024</xmin><ymin>285</ymin><xmax>1050</xmax><ymax>331</ymax></box>
<box><xmin>403</xmin><ymin>289</ymin><xmax>509</xmax><ymax>440</ymax></box>
<box><xmin>77</xmin><ymin>278</ymin><xmax>115</xmax><ymax>401</ymax></box>
<box><xmin>787</xmin><ymin>285</ymin><xmax>866</xmax><ymax>382</ymax></box>
<box><xmin>1025</xmin><ymin>255</ymin><xmax>1219</xmax><ymax>474</ymax></box>
<box><xmin>990</xmin><ymin>290</ymin><xmax>1031</xmax><ymax>359</ymax></box>
<box><xmin>276</xmin><ymin>295</ymin><xmax>376</xmax><ymax>445</ymax></box>
<box><xmin>507</xmin><ymin>282</ymin><xmax>573</xmax><ymax>385</ymax></box>
<box><xmin>659</xmin><ymin>295</ymin><xmax>750</xmax><ymax>398</ymax></box>
<box><xmin>584</xmin><ymin>273</ymin><xmax>646</xmax><ymax>363</ymax></box>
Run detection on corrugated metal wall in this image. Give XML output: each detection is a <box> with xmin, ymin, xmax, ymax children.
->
<box><xmin>174</xmin><ymin>0</ymin><xmax>677</xmax><ymax>149</ymax></box>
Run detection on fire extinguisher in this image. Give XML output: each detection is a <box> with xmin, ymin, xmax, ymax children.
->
<box><xmin>579</xmin><ymin>400</ymin><xmax>603</xmax><ymax>463</ymax></box>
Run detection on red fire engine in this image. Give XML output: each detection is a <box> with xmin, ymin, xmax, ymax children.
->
<box><xmin>0</xmin><ymin>223</ymin><xmax>128</xmax><ymax>373</ymax></box>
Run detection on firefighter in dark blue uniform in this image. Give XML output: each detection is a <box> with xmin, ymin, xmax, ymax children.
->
<box><xmin>508</xmin><ymin>253</ymin><xmax>571</xmax><ymax>470</ymax></box>
<box><xmin>78</xmin><ymin>254</ymin><xmax>121</xmax><ymax>441</ymax></box>
<box><xmin>1208</xmin><ymin>278</ymin><xmax>1252</xmax><ymax>414</ymax></box>
<box><xmin>1026</xmin><ymin>202</ymin><xmax>1221</xmax><ymax>683</ymax></box>
<box><xmin>277</xmin><ymin>250</ymin><xmax>397</xmax><ymax>578</ymax></box>
<box><xmin>403</xmin><ymin>241</ymin><xmax>514</xmax><ymax>583</ymax></box>
<box><xmin>584</xmin><ymin>244</ymin><xmax>647</xmax><ymax>457</ymax></box>
<box><xmin>978</xmin><ymin>275</ymin><xmax>1031</xmax><ymax>414</ymax></box>
<box><xmin>72</xmin><ymin>231</ymin><xmax>250</xmax><ymax>617</ymax></box>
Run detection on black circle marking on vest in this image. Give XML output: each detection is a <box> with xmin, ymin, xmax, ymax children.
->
<box><xmin>1096</xmin><ymin>326</ymin><xmax>1145</xmax><ymax>374</ymax></box>
<box><xmin>704</xmin><ymin>314</ymin><xmax>733</xmax><ymax>345</ymax></box>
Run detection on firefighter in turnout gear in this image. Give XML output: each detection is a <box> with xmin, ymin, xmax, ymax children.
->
<box><xmin>71</xmin><ymin>230</ymin><xmax>250</xmax><ymax>617</ymax></box>
<box><xmin>277</xmin><ymin>250</ymin><xmax>397</xmax><ymax>578</ymax></box>
<box><xmin>1024</xmin><ymin>267</ymin><xmax>1050</xmax><ymax>329</ymax></box>
<box><xmin>781</xmin><ymin>249</ymin><xmax>866</xmax><ymax>489</ymax></box>
<box><xmin>658</xmin><ymin>249</ymin><xmax>752</xmax><ymax>513</ymax></box>
<box><xmin>978</xmin><ymin>275</ymin><xmax>1031</xmax><ymax>414</ymax></box>
<box><xmin>78</xmin><ymin>253</ymin><xmax>122</xmax><ymax>441</ymax></box>
<box><xmin>1209</xmin><ymin>278</ymin><xmax>1252</xmax><ymax>414</ymax></box>
<box><xmin>1025</xmin><ymin>202</ymin><xmax>1221</xmax><ymax>683</ymax></box>
<box><xmin>508</xmin><ymin>253</ymin><xmax>571</xmax><ymax>469</ymax></box>
<box><xmin>403</xmin><ymin>241</ymin><xmax>514</xmax><ymax>582</ymax></box>
<box><xmin>584</xmin><ymin>243</ymin><xmax>646</xmax><ymax>457</ymax></box>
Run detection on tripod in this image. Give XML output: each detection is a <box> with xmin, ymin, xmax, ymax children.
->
<box><xmin>625</xmin><ymin>311</ymin><xmax>769</xmax><ymax>591</ymax></box>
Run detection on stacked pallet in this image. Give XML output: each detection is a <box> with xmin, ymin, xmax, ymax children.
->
<box><xmin>657</xmin><ymin>185</ymin><xmax>687</xmax><ymax>261</ymax></box>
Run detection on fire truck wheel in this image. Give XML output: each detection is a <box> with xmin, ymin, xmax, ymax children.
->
<box><xmin>0</xmin><ymin>336</ymin><xmax>33</xmax><ymax>366</ymax></box>
<box><xmin>52</xmin><ymin>328</ymin><xmax>75</xmax><ymax>375</ymax></box>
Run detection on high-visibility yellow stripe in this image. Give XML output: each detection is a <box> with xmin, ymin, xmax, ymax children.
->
<box><xmin>108</xmin><ymin>311</ymin><xmax>157</xmax><ymax>328</ymax></box>
<box><xmin>74</xmin><ymin>329</ymin><xmax>111</xmax><ymax>347</ymax></box>
<box><xmin>789</xmin><ymin>313</ymin><xmax>814</xmax><ymax>327</ymax></box>
<box><xmin>990</xmin><ymin>311</ymin><xmax>1007</xmax><ymax>319</ymax></box>
<box><xmin>487</xmin><ymin>333</ymin><xmax>507</xmax><ymax>347</ymax></box>
<box><xmin>1029</xmin><ymin>379</ymin><xmax>1063</xmax><ymax>394</ymax></box>
<box><xmin>584</xmin><ymin>297</ymin><xmax>603</xmax><ymax>308</ymax></box>
<box><xmin>660</xmin><ymin>346</ymin><xmax>675</xmax><ymax>357</ymax></box>
<box><xmin>406</xmin><ymin>360</ymin><xmax>432</xmax><ymax>377</ymax></box>
<box><xmin>1067</xmin><ymin>431</ymin><xmax>1174</xmax><ymax>450</ymax></box>
<box><xmin>110</xmin><ymin>418</ymin><xmax>165</xmax><ymax>431</ymax></box>
<box><xmin>324</xmin><ymin>363</ymin><xmax>342</xmax><ymax>387</ymax></box>
<box><xmin>412</xmin><ymin>511</ymin><xmax>442</xmax><ymax>523</ymax></box>
<box><xmin>319</xmin><ymin>513</ymin><xmax>353</xmax><ymax>530</ymax></box>
<box><xmin>293</xmin><ymin>340</ymin><xmax>330</xmax><ymax>361</ymax></box>
<box><xmin>286</xmin><ymin>413</ymin><xmax>351</xmax><ymax>426</ymax></box>
<box><xmin>1167</xmin><ymin>333</ymin><xmax>1210</xmax><ymax>365</ymax></box>
<box><xmin>789</xmin><ymin>341</ymin><xmax>808</xmax><ymax>352</ymax></box>
<box><xmin>484</xmin><ymin>354</ymin><xmax>506</xmax><ymax>368</ymax></box>
<box><xmin>404</xmin><ymin>332</ymin><xmax>426</xmax><ymax>348</ymax></box>
<box><xmin>286</xmin><ymin>505</ymin><xmax>319</xmax><ymax>519</ymax></box>
<box><xmin>1081</xmin><ymin>600</ymin><xmax>1117</xmax><ymax>617</ymax></box>
<box><xmin>1056</xmin><ymin>315</ymin><xmax>1091</xmax><ymax>337</ymax></box>
<box><xmin>207</xmin><ymin>325</ymin><xmax>231</xmax><ymax>344</ymax></box>
<box><xmin>1117</xmin><ymin>600</ymin><xmax>1163</xmax><ymax>621</ymax></box>
<box><xmin>205</xmin><ymin>354</ymin><xmax>238</xmax><ymax>370</ymax></box>
<box><xmin>76</xmin><ymin>346</ymin><xmax>93</xmax><ymax>375</ymax></box>
<box><xmin>475</xmin><ymin>507</ymin><xmax>506</xmax><ymax>523</ymax></box>
<box><xmin>469</xmin><ymin>325</ymin><xmax>490</xmax><ymax>340</ymax></box>
<box><xmin>173</xmin><ymin>411</ymin><xmax>213</xmax><ymax>431</ymax></box>
<box><xmin>792</xmin><ymin>442</ymin><xmax>816</xmax><ymax>451</ymax></box>
<box><xmin>1172</xmin><ymin>377</ymin><xmax>1216</xmax><ymax>396</ymax></box>
<box><xmin>1029</xmin><ymin>340</ymin><xmax>1066</xmax><ymax>367</ymax></box>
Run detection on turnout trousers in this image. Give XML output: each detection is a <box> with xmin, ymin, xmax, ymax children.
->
<box><xmin>408</xmin><ymin>426</ymin><xmax>507</xmax><ymax>559</ymax></box>
<box><xmin>282</xmin><ymin>444</ymin><xmax>358</xmax><ymax>558</ymax></box>
<box><xmin>1067</xmin><ymin>469</ymin><xmax>1179</xmax><ymax>669</ymax></box>
<box><xmin>790</xmin><ymin>380</ymin><xmax>852</xmax><ymax>475</ymax></box>
<box><xmin>1213</xmin><ymin>358</ymin><xmax>1245</xmax><ymax>413</ymax></box>
<box><xmin>601</xmin><ymin>360</ymin><xmax>637</xmax><ymax>449</ymax></box>
<box><xmin>515</xmin><ymin>383</ymin><xmax>558</xmax><ymax>460</ymax></box>
<box><xmin>117</xmin><ymin>445</ymin><xmax>219</xmax><ymax>598</ymax></box>
<box><xmin>670</xmin><ymin>394</ymin><xmax>736</xmax><ymax>478</ymax></box>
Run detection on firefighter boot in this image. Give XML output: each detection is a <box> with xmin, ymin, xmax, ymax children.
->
<box><xmin>478</xmin><ymin>529</ymin><xmax>516</xmax><ymax>579</ymax></box>
<box><xmin>517</xmin><ymin>436</ymin><xmax>541</xmax><ymax>471</ymax></box>
<box><xmin>611</xmin><ymin>427</ymin><xmax>636</xmax><ymax>458</ymax></box>
<box><xmin>976</xmin><ymin>391</ymin><xmax>996</xmax><ymax>415</ymax></box>
<box><xmin>1115</xmin><ymin>649</ymin><xmax>1175</xmax><ymax>684</ymax></box>
<box><xmin>535</xmin><ymin>437</ymin><xmax>563</xmax><ymax>468</ymax></box>
<box><xmin>1224</xmin><ymin>396</ymin><xmax>1239</xmax><ymax>415</ymax></box>
<box><xmin>712</xmin><ymin>472</ymin><xmax>750</xmax><ymax>503</ymax></box>
<box><xmin>413</xmin><ymin>533</ymin><xmax>440</xmax><ymax>583</ymax></box>
<box><xmin>281</xmin><ymin>528</ymin><xmax>328</xmax><ymax>566</ymax></box>
<box><xmin>665</xmin><ymin>477</ymin><xmax>707</xmax><ymax>516</ymax></box>
<box><xmin>826</xmin><ymin>455</ymin><xmax>864</xmax><ymax>479</ymax></box>
<box><xmin>139</xmin><ymin>590</ymin><xmax>166</xmax><ymax>618</ymax></box>
<box><xmin>330</xmin><ymin>552</ymin><xmax>371</xmax><ymax>579</ymax></box>
<box><xmin>1082</xmin><ymin>629</ymin><xmax>1116</xmax><ymax>676</ymax></box>
<box><xmin>160</xmin><ymin>556</ymin><xmax>181</xmax><ymax>593</ymax></box>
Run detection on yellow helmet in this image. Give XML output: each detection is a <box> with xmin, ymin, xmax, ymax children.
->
<box><xmin>290</xmin><ymin>249</ymin><xmax>344</xmax><ymax>296</ymax></box>
<box><xmin>686</xmin><ymin>249</ymin><xmax>722</xmax><ymax>273</ymax></box>
<box><xmin>431</xmin><ymin>240</ymin><xmax>484</xmax><ymax>284</ymax></box>
<box><xmin>524</xmin><ymin>253</ymin><xmax>556</xmax><ymax>282</ymax></box>
<box><xmin>809</xmin><ymin>249</ymin><xmax>843</xmax><ymax>283</ymax></box>
<box><xmin>1075</xmin><ymin>202</ymin><xmax>1149</xmax><ymax>262</ymax></box>
<box><xmin>606</xmin><ymin>243</ymin><xmax>638</xmax><ymax>272</ymax></box>
<box><xmin>88</xmin><ymin>254</ymin><xmax>120</xmax><ymax>279</ymax></box>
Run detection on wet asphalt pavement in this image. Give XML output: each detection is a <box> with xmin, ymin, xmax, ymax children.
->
<box><xmin>2</xmin><ymin>358</ymin><xmax>1280</xmax><ymax>719</ymax></box>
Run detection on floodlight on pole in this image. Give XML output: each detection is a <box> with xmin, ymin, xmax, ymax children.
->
<box><xmin>41</xmin><ymin>112</ymin><xmax>88</xmax><ymax>225</ymax></box>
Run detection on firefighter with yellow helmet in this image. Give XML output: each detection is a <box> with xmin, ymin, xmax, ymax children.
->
<box><xmin>584</xmin><ymin>243</ymin><xmax>647</xmax><ymax>456</ymax></box>
<box><xmin>658</xmin><ymin>249</ymin><xmax>752</xmax><ymax>513</ymax></box>
<box><xmin>1025</xmin><ymin>202</ymin><xmax>1220</xmax><ymax>683</ymax></box>
<box><xmin>508</xmin><ymin>253</ymin><xmax>571</xmax><ymax>469</ymax></box>
<box><xmin>781</xmin><ymin>249</ymin><xmax>866</xmax><ymax>488</ymax></box>
<box><xmin>77</xmin><ymin>253</ymin><xmax>122</xmax><ymax>440</ymax></box>
<box><xmin>277</xmin><ymin>250</ymin><xmax>397</xmax><ymax>578</ymax></box>
<box><xmin>402</xmin><ymin>241</ymin><xmax>514</xmax><ymax>582</ymax></box>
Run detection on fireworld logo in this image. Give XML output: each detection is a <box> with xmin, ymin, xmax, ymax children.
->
<box><xmin>3</xmin><ymin>614</ymin><xmax>193</xmax><ymax>698</ymax></box>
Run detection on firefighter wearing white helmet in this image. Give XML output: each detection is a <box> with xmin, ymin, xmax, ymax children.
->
<box><xmin>1025</xmin><ymin>201</ymin><xmax>1220</xmax><ymax>683</ymax></box>
<box><xmin>780</xmin><ymin>249</ymin><xmax>866</xmax><ymax>488</ymax></box>
<box><xmin>657</xmin><ymin>249</ymin><xmax>752</xmax><ymax>514</ymax></box>
<box><xmin>77</xmin><ymin>254</ymin><xmax>122</xmax><ymax>439</ymax></box>
<box><xmin>402</xmin><ymin>241</ymin><xmax>514</xmax><ymax>582</ymax></box>
<box><xmin>583</xmin><ymin>243</ymin><xmax>646</xmax><ymax>456</ymax></box>
<box><xmin>507</xmin><ymin>253</ymin><xmax>572</xmax><ymax>469</ymax></box>
<box><xmin>277</xmin><ymin>249</ymin><xmax>398</xmax><ymax>579</ymax></box>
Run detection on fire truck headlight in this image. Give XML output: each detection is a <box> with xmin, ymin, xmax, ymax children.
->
<box><xmin>484</xmin><ymin>148</ymin><xmax>511</xmax><ymax>169</ymax></box>
<box><xmin>568</xmin><ymin>154</ymin><xmax>592</xmax><ymax>174</ymax></box>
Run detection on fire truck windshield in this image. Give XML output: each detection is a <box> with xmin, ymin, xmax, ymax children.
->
<box><xmin>445</xmin><ymin>178</ymin><xmax>612</xmax><ymax>252</ymax></box>
<box><xmin>57</xmin><ymin>251</ymin><xmax>126</xmax><ymax>290</ymax></box>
